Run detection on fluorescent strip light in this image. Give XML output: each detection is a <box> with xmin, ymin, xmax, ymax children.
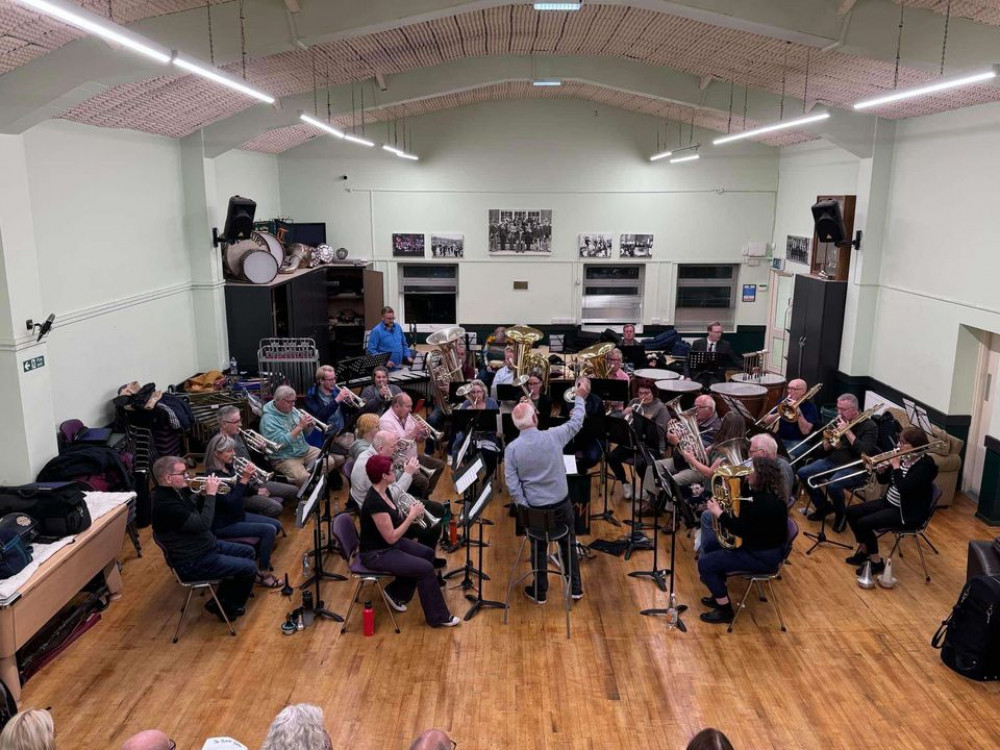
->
<box><xmin>397</xmin><ymin>152</ymin><xmax>419</xmax><ymax>161</ymax></box>
<box><xmin>17</xmin><ymin>0</ymin><xmax>171</xmax><ymax>64</ymax></box>
<box><xmin>533</xmin><ymin>79</ymin><xmax>562</xmax><ymax>87</ymax></box>
<box><xmin>853</xmin><ymin>66</ymin><xmax>999</xmax><ymax>110</ymax></box>
<box><xmin>670</xmin><ymin>154</ymin><xmax>700</xmax><ymax>164</ymax></box>
<box><xmin>712</xmin><ymin>111</ymin><xmax>830</xmax><ymax>145</ymax></box>
<box><xmin>382</xmin><ymin>144</ymin><xmax>402</xmax><ymax>155</ymax></box>
<box><xmin>173</xmin><ymin>55</ymin><xmax>275</xmax><ymax>104</ymax></box>
<box><xmin>533</xmin><ymin>2</ymin><xmax>582</xmax><ymax>10</ymax></box>
<box><xmin>300</xmin><ymin>113</ymin><xmax>345</xmax><ymax>138</ymax></box>
<box><xmin>344</xmin><ymin>133</ymin><xmax>375</xmax><ymax>147</ymax></box>
<box><xmin>649</xmin><ymin>150</ymin><xmax>673</xmax><ymax>162</ymax></box>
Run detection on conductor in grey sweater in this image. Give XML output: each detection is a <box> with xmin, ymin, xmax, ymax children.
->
<box><xmin>504</xmin><ymin>377</ymin><xmax>589</xmax><ymax>604</ymax></box>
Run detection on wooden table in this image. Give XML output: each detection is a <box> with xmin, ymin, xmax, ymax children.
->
<box><xmin>0</xmin><ymin>502</ymin><xmax>128</xmax><ymax>703</ymax></box>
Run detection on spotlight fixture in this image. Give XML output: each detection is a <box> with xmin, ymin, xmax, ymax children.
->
<box><xmin>26</xmin><ymin>314</ymin><xmax>56</xmax><ymax>343</ymax></box>
<box><xmin>712</xmin><ymin>111</ymin><xmax>829</xmax><ymax>145</ymax></box>
<box><xmin>533</xmin><ymin>2</ymin><xmax>582</xmax><ymax>10</ymax></box>
<box><xmin>853</xmin><ymin>65</ymin><xmax>999</xmax><ymax>110</ymax></box>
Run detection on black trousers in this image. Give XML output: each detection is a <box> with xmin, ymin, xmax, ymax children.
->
<box><xmin>845</xmin><ymin>497</ymin><xmax>909</xmax><ymax>556</ymax></box>
<box><xmin>404</xmin><ymin>499</ymin><xmax>446</xmax><ymax>550</ymax></box>
<box><xmin>528</xmin><ymin>499</ymin><xmax>582</xmax><ymax>598</ymax></box>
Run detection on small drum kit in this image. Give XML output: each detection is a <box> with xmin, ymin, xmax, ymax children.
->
<box><xmin>710</xmin><ymin>381</ymin><xmax>768</xmax><ymax>420</ymax></box>
<box><xmin>224</xmin><ymin>231</ymin><xmax>284</xmax><ymax>284</ymax></box>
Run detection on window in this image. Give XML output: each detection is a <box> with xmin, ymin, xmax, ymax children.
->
<box><xmin>399</xmin><ymin>265</ymin><xmax>457</xmax><ymax>324</ymax></box>
<box><xmin>674</xmin><ymin>264</ymin><xmax>738</xmax><ymax>328</ymax></box>
<box><xmin>581</xmin><ymin>265</ymin><xmax>644</xmax><ymax>324</ymax></box>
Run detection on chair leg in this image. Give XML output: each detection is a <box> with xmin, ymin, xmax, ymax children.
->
<box><xmin>755</xmin><ymin>580</ymin><xmax>768</xmax><ymax>602</ymax></box>
<box><xmin>890</xmin><ymin>535</ymin><xmax>902</xmax><ymax>558</ymax></box>
<box><xmin>556</xmin><ymin>543</ymin><xmax>571</xmax><ymax>640</ymax></box>
<box><xmin>767</xmin><ymin>580</ymin><xmax>787</xmax><ymax>632</ymax></box>
<box><xmin>173</xmin><ymin>588</ymin><xmax>196</xmax><ymax>643</ymax></box>
<box><xmin>913</xmin><ymin>536</ymin><xmax>931</xmax><ymax>583</ymax></box>
<box><xmin>920</xmin><ymin>532</ymin><xmax>940</xmax><ymax>555</ymax></box>
<box><xmin>503</xmin><ymin>536</ymin><xmax>529</xmax><ymax>624</ymax></box>
<box><xmin>728</xmin><ymin>581</ymin><xmax>755</xmax><ymax>633</ymax></box>
<box><xmin>374</xmin><ymin>580</ymin><xmax>401</xmax><ymax>634</ymax></box>
<box><xmin>207</xmin><ymin>587</ymin><xmax>236</xmax><ymax>637</ymax></box>
<box><xmin>341</xmin><ymin>580</ymin><xmax>364</xmax><ymax>634</ymax></box>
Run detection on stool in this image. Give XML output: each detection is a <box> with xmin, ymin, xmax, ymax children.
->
<box><xmin>503</xmin><ymin>504</ymin><xmax>573</xmax><ymax>639</ymax></box>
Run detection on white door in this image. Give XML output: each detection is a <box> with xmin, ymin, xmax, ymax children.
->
<box><xmin>765</xmin><ymin>271</ymin><xmax>795</xmax><ymax>374</ymax></box>
<box><xmin>964</xmin><ymin>333</ymin><xmax>1000</xmax><ymax>499</ymax></box>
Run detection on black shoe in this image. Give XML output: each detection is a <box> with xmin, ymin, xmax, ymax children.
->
<box><xmin>524</xmin><ymin>585</ymin><xmax>547</xmax><ymax>605</ymax></box>
<box><xmin>807</xmin><ymin>504</ymin><xmax>833</xmax><ymax>522</ymax></box>
<box><xmin>699</xmin><ymin>605</ymin><xmax>735</xmax><ymax>624</ymax></box>
<box><xmin>433</xmin><ymin>557</ymin><xmax>448</xmax><ymax>570</ymax></box>
<box><xmin>204</xmin><ymin>600</ymin><xmax>226</xmax><ymax>622</ymax></box>
<box><xmin>832</xmin><ymin>512</ymin><xmax>847</xmax><ymax>533</ymax></box>
<box><xmin>845</xmin><ymin>551</ymin><xmax>869</xmax><ymax>565</ymax></box>
<box><xmin>857</xmin><ymin>560</ymin><xmax>885</xmax><ymax>576</ymax></box>
<box><xmin>701</xmin><ymin>596</ymin><xmax>720</xmax><ymax>608</ymax></box>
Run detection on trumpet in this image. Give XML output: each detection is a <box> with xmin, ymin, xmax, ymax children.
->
<box><xmin>240</xmin><ymin>428</ymin><xmax>282</xmax><ymax>455</ymax></box>
<box><xmin>293</xmin><ymin>408</ymin><xmax>328</xmax><ymax>432</ymax></box>
<box><xmin>806</xmin><ymin>440</ymin><xmax>946</xmax><ymax>489</ymax></box>
<box><xmin>186</xmin><ymin>475</ymin><xmax>236</xmax><ymax>494</ymax></box>
<box><xmin>335</xmin><ymin>384</ymin><xmax>366</xmax><ymax>409</ymax></box>
<box><xmin>389</xmin><ymin>486</ymin><xmax>441</xmax><ymax>529</ymax></box>
<box><xmin>234</xmin><ymin>456</ymin><xmax>274</xmax><ymax>484</ymax></box>
<box><xmin>412</xmin><ymin>413</ymin><xmax>444</xmax><ymax>442</ymax></box>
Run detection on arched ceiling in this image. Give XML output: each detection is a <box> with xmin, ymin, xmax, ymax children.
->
<box><xmin>1</xmin><ymin>0</ymin><xmax>999</xmax><ymax>156</ymax></box>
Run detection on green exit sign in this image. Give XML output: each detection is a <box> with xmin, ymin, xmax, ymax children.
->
<box><xmin>22</xmin><ymin>356</ymin><xmax>45</xmax><ymax>373</ymax></box>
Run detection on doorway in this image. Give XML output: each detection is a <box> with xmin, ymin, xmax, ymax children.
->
<box><xmin>765</xmin><ymin>270</ymin><xmax>795</xmax><ymax>374</ymax></box>
<box><xmin>964</xmin><ymin>332</ymin><xmax>1000</xmax><ymax>500</ymax></box>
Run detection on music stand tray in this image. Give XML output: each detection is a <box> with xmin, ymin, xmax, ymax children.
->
<box><xmin>589</xmin><ymin>378</ymin><xmax>629</xmax><ymax>403</ymax></box>
<box><xmin>338</xmin><ymin>352</ymin><xmax>390</xmax><ymax>384</ymax></box>
<box><xmin>688</xmin><ymin>351</ymin><xmax>725</xmax><ymax>374</ymax></box>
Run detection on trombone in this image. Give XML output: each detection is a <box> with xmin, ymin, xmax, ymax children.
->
<box><xmin>755</xmin><ymin>383</ymin><xmax>822</xmax><ymax>431</ymax></box>
<box><xmin>806</xmin><ymin>440</ymin><xmax>946</xmax><ymax>489</ymax></box>
<box><xmin>789</xmin><ymin>403</ymin><xmax>884</xmax><ymax>466</ymax></box>
<box><xmin>240</xmin><ymin>428</ymin><xmax>282</xmax><ymax>455</ymax></box>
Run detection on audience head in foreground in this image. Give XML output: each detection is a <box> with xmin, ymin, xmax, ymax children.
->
<box><xmin>120</xmin><ymin>729</ymin><xmax>172</xmax><ymax>750</ymax></box>
<box><xmin>0</xmin><ymin>709</ymin><xmax>55</xmax><ymax>750</ymax></box>
<box><xmin>409</xmin><ymin>728</ymin><xmax>454</xmax><ymax>750</ymax></box>
<box><xmin>259</xmin><ymin>704</ymin><xmax>331</xmax><ymax>750</ymax></box>
<box><xmin>686</xmin><ymin>727</ymin><xmax>734</xmax><ymax>750</ymax></box>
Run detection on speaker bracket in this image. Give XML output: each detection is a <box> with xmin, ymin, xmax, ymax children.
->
<box><xmin>836</xmin><ymin>230</ymin><xmax>862</xmax><ymax>251</ymax></box>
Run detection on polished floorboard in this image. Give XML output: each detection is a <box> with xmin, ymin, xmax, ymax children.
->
<box><xmin>18</xmin><ymin>477</ymin><xmax>1000</xmax><ymax>749</ymax></box>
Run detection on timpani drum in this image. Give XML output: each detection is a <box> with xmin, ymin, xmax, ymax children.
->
<box><xmin>732</xmin><ymin>372</ymin><xmax>787</xmax><ymax>414</ymax></box>
<box><xmin>632</xmin><ymin>368</ymin><xmax>678</xmax><ymax>398</ymax></box>
<box><xmin>655</xmin><ymin>378</ymin><xmax>702</xmax><ymax>410</ymax></box>
<box><xmin>710</xmin><ymin>381</ymin><xmax>768</xmax><ymax>420</ymax></box>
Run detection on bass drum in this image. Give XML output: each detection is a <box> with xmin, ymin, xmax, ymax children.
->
<box><xmin>224</xmin><ymin>231</ymin><xmax>284</xmax><ymax>282</ymax></box>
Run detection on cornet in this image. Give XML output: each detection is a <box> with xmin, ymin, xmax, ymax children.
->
<box><xmin>335</xmin><ymin>384</ymin><xmax>366</xmax><ymax>409</ymax></box>
<box><xmin>293</xmin><ymin>408</ymin><xmax>328</xmax><ymax>432</ymax></box>
<box><xmin>412</xmin><ymin>413</ymin><xmax>444</xmax><ymax>442</ymax></box>
<box><xmin>240</xmin><ymin>428</ymin><xmax>282</xmax><ymax>455</ymax></box>
<box><xmin>234</xmin><ymin>456</ymin><xmax>274</xmax><ymax>484</ymax></box>
<box><xmin>392</xmin><ymin>439</ymin><xmax>437</xmax><ymax>478</ymax></box>
<box><xmin>186</xmin><ymin>475</ymin><xmax>236</xmax><ymax>494</ymax></box>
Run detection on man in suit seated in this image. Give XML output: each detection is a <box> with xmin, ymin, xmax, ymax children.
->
<box><xmin>686</xmin><ymin>321</ymin><xmax>741</xmax><ymax>386</ymax></box>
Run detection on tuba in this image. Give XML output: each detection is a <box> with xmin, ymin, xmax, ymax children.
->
<box><xmin>507</xmin><ymin>324</ymin><xmax>550</xmax><ymax>388</ymax></box>
<box><xmin>426</xmin><ymin>326</ymin><xmax>467</xmax><ymax>415</ymax></box>
<box><xmin>576</xmin><ymin>342</ymin><xmax>614</xmax><ymax>379</ymax></box>
<box><xmin>710</xmin><ymin>463</ymin><xmax>751</xmax><ymax>550</ymax></box>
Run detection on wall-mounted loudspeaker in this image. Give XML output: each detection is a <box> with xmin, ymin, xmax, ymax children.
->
<box><xmin>213</xmin><ymin>195</ymin><xmax>257</xmax><ymax>247</ymax></box>
<box><xmin>811</xmin><ymin>199</ymin><xmax>847</xmax><ymax>244</ymax></box>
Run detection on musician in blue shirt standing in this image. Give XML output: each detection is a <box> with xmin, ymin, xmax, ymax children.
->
<box><xmin>367</xmin><ymin>306</ymin><xmax>412</xmax><ymax>371</ymax></box>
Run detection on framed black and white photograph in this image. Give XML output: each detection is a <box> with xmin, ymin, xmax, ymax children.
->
<box><xmin>430</xmin><ymin>233</ymin><xmax>464</xmax><ymax>258</ymax></box>
<box><xmin>578</xmin><ymin>233</ymin><xmax>613</xmax><ymax>258</ymax></box>
<box><xmin>392</xmin><ymin>233</ymin><xmax>425</xmax><ymax>258</ymax></box>
<box><xmin>786</xmin><ymin>234</ymin><xmax>810</xmax><ymax>265</ymax></box>
<box><xmin>488</xmin><ymin>209</ymin><xmax>552</xmax><ymax>255</ymax></box>
<box><xmin>620</xmin><ymin>233</ymin><xmax>653</xmax><ymax>258</ymax></box>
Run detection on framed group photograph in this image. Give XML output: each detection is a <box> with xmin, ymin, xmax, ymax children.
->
<box><xmin>620</xmin><ymin>233</ymin><xmax>653</xmax><ymax>258</ymax></box>
<box><xmin>578</xmin><ymin>233</ymin><xmax>613</xmax><ymax>258</ymax></box>
<box><xmin>488</xmin><ymin>209</ymin><xmax>552</xmax><ymax>255</ymax></box>
<box><xmin>786</xmin><ymin>234</ymin><xmax>810</xmax><ymax>265</ymax></box>
<box><xmin>392</xmin><ymin>233</ymin><xmax>425</xmax><ymax>258</ymax></box>
<box><xmin>430</xmin><ymin>233</ymin><xmax>464</xmax><ymax>258</ymax></box>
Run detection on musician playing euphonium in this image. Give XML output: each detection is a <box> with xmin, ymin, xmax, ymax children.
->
<box><xmin>698</xmin><ymin>456</ymin><xmax>790</xmax><ymax>625</ymax></box>
<box><xmin>359</xmin><ymin>366</ymin><xmax>402</xmax><ymax>415</ymax></box>
<box><xmin>796</xmin><ymin>393</ymin><xmax>878</xmax><ymax>532</ymax></box>
<box><xmin>657</xmin><ymin>395</ymin><xmax>722</xmax><ymax>491</ymax></box>
<box><xmin>844</xmin><ymin>427</ymin><xmax>939</xmax><ymax>577</ymax></box>
<box><xmin>304</xmin><ymin>365</ymin><xmax>357</xmax><ymax>452</ymax></box>
<box><xmin>359</xmin><ymin>455</ymin><xmax>460</xmax><ymax>628</ymax></box>
<box><xmin>451</xmin><ymin>380</ymin><xmax>501</xmax><ymax>476</ymax></box>
<box><xmin>378</xmin><ymin>393</ymin><xmax>446</xmax><ymax>497</ymax></box>
<box><xmin>211</xmin><ymin>405</ymin><xmax>298</xmax><ymax>504</ymax></box>
<box><xmin>759</xmin><ymin>378</ymin><xmax>818</xmax><ymax>458</ymax></box>
<box><xmin>608</xmin><ymin>381</ymin><xmax>669</xmax><ymax>500</ymax></box>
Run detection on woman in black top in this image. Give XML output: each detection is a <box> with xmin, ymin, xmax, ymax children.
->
<box><xmin>359</xmin><ymin>455</ymin><xmax>460</xmax><ymax>628</ymax></box>
<box><xmin>844</xmin><ymin>426</ymin><xmax>939</xmax><ymax>575</ymax></box>
<box><xmin>698</xmin><ymin>457</ymin><xmax>790</xmax><ymax>624</ymax></box>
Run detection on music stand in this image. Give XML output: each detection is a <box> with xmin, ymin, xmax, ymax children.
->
<box><xmin>444</xmin><ymin>457</ymin><xmax>487</xmax><ymax>588</ymax></box>
<box><xmin>620</xmin><ymin>345</ymin><xmax>647</xmax><ymax>369</ymax></box>
<box><xmin>337</xmin><ymin>352</ymin><xmax>390</xmax><ymax>384</ymax></box>
<box><xmin>589</xmin><ymin>378</ymin><xmax>629</xmax><ymax>405</ymax></box>
<box><xmin>719</xmin><ymin>393</ymin><xmax>755</xmax><ymax>423</ymax></box>
<box><xmin>606</xmin><ymin>414</ymin><xmax>654</xmax><ymax>558</ymax></box>
<box><xmin>462</xmin><ymin>482</ymin><xmax>505</xmax><ymax>620</ymax></box>
<box><xmin>639</xmin><ymin>465</ymin><xmax>688</xmax><ymax>631</ymax></box>
<box><xmin>293</xmin><ymin>451</ymin><xmax>345</xmax><ymax>622</ymax></box>
<box><xmin>628</xmin><ymin>450</ymin><xmax>676</xmax><ymax>592</ymax></box>
<box><xmin>688</xmin><ymin>350</ymin><xmax>726</xmax><ymax>386</ymax></box>
<box><xmin>495</xmin><ymin>383</ymin><xmax>525</xmax><ymax>403</ymax></box>
<box><xmin>903</xmin><ymin>398</ymin><xmax>934</xmax><ymax>438</ymax></box>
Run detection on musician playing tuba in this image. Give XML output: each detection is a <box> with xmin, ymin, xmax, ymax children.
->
<box><xmin>698</xmin><ymin>456</ymin><xmax>790</xmax><ymax>625</ymax></box>
<box><xmin>758</xmin><ymin>378</ymin><xmax>819</xmax><ymax>458</ymax></box>
<box><xmin>796</xmin><ymin>394</ymin><xmax>879</xmax><ymax>533</ymax></box>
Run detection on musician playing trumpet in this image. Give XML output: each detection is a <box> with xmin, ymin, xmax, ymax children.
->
<box><xmin>844</xmin><ymin>427</ymin><xmax>939</xmax><ymax>576</ymax></box>
<box><xmin>759</xmin><ymin>379</ymin><xmax>818</xmax><ymax>458</ymax></box>
<box><xmin>304</xmin><ymin>365</ymin><xmax>357</xmax><ymax>453</ymax></box>
<box><xmin>608</xmin><ymin>382</ymin><xmax>669</xmax><ymax>500</ymax></box>
<box><xmin>359</xmin><ymin>366</ymin><xmax>402</xmax><ymax>415</ymax></box>
<box><xmin>211</xmin><ymin>406</ymin><xmax>299</xmax><ymax>504</ymax></box>
<box><xmin>796</xmin><ymin>394</ymin><xmax>878</xmax><ymax>532</ymax></box>
<box><xmin>378</xmin><ymin>393</ymin><xmax>446</xmax><ymax>497</ymax></box>
<box><xmin>260</xmin><ymin>385</ymin><xmax>342</xmax><ymax>487</ymax></box>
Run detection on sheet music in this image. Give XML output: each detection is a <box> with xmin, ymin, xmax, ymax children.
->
<box><xmin>563</xmin><ymin>455</ymin><xmax>578</xmax><ymax>475</ymax></box>
<box><xmin>454</xmin><ymin>457</ymin><xmax>483</xmax><ymax>495</ymax></box>
<box><xmin>455</xmin><ymin>426</ymin><xmax>474</xmax><ymax>469</ymax></box>
<box><xmin>296</xmin><ymin>476</ymin><xmax>325</xmax><ymax>529</ymax></box>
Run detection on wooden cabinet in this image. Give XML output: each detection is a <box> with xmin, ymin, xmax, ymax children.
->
<box><xmin>785</xmin><ymin>274</ymin><xmax>847</xmax><ymax>408</ymax></box>
<box><xmin>224</xmin><ymin>266</ymin><xmax>383</xmax><ymax>371</ymax></box>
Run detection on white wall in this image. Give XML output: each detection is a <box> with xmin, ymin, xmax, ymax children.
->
<box><xmin>869</xmin><ymin>101</ymin><xmax>1000</xmax><ymax>420</ymax></box>
<box><xmin>213</xmin><ymin>149</ymin><xmax>281</xmax><ymax>229</ymax></box>
<box><xmin>21</xmin><ymin>120</ymin><xmax>199</xmax><ymax>425</ymax></box>
<box><xmin>277</xmin><ymin>98</ymin><xmax>778</xmax><ymax>328</ymax></box>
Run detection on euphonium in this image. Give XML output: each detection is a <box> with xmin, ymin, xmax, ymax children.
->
<box><xmin>392</xmin><ymin>439</ymin><xmax>436</xmax><ymax>478</ymax></box>
<box><xmin>389</xmin><ymin>487</ymin><xmax>441</xmax><ymax>529</ymax></box>
<box><xmin>507</xmin><ymin>324</ymin><xmax>550</xmax><ymax>388</ymax></box>
<box><xmin>234</xmin><ymin>456</ymin><xmax>274</xmax><ymax>484</ymax></box>
<box><xmin>667</xmin><ymin>407</ymin><xmax>710</xmax><ymax>466</ymax></box>
<box><xmin>710</xmin><ymin>463</ymin><xmax>751</xmax><ymax>550</ymax></box>
<box><xmin>426</xmin><ymin>326</ymin><xmax>467</xmax><ymax>415</ymax></box>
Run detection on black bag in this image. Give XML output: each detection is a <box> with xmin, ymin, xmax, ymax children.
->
<box><xmin>0</xmin><ymin>482</ymin><xmax>92</xmax><ymax>543</ymax></box>
<box><xmin>932</xmin><ymin>574</ymin><xmax>1000</xmax><ymax>681</ymax></box>
<box><xmin>0</xmin><ymin>513</ymin><xmax>37</xmax><ymax>579</ymax></box>
<box><xmin>874</xmin><ymin>412</ymin><xmax>902</xmax><ymax>453</ymax></box>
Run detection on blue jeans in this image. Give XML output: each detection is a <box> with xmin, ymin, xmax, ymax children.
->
<box><xmin>697</xmin><ymin>520</ymin><xmax>783</xmax><ymax>600</ymax></box>
<box><xmin>797</xmin><ymin>458</ymin><xmax>865</xmax><ymax>514</ymax></box>
<box><xmin>173</xmin><ymin>540</ymin><xmax>257</xmax><ymax>610</ymax></box>
<box><xmin>214</xmin><ymin>514</ymin><xmax>279</xmax><ymax>569</ymax></box>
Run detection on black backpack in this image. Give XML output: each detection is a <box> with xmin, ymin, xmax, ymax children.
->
<box><xmin>932</xmin><ymin>574</ymin><xmax>1000</xmax><ymax>681</ymax></box>
<box><xmin>874</xmin><ymin>412</ymin><xmax>901</xmax><ymax>453</ymax></box>
<box><xmin>0</xmin><ymin>482</ymin><xmax>92</xmax><ymax>543</ymax></box>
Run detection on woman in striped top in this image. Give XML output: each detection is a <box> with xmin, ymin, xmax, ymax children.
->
<box><xmin>844</xmin><ymin>426</ymin><xmax>939</xmax><ymax>575</ymax></box>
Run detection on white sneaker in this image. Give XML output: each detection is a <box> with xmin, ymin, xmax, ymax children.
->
<box><xmin>440</xmin><ymin>616</ymin><xmax>461</xmax><ymax>627</ymax></box>
<box><xmin>622</xmin><ymin>484</ymin><xmax>633</xmax><ymax>501</ymax></box>
<box><xmin>693</xmin><ymin>528</ymin><xmax>702</xmax><ymax>553</ymax></box>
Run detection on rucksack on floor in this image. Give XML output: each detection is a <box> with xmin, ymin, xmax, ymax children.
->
<box><xmin>932</xmin><ymin>574</ymin><xmax>1000</xmax><ymax>681</ymax></box>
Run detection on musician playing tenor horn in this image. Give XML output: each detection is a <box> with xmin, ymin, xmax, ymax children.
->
<box><xmin>759</xmin><ymin>378</ymin><xmax>818</xmax><ymax>458</ymax></box>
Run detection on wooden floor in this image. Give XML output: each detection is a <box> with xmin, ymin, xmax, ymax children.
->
<box><xmin>18</xmin><ymin>478</ymin><xmax>1000</xmax><ymax>750</ymax></box>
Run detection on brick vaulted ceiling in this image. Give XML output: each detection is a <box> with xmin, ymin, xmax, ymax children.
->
<box><xmin>2</xmin><ymin>1</ymin><xmax>1000</xmax><ymax>153</ymax></box>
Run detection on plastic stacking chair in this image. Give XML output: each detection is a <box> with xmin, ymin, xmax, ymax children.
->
<box><xmin>331</xmin><ymin>513</ymin><xmax>401</xmax><ymax>634</ymax></box>
<box><xmin>153</xmin><ymin>537</ymin><xmax>236</xmax><ymax>643</ymax></box>
<box><xmin>503</xmin><ymin>504</ymin><xmax>573</xmax><ymax>639</ymax></box>
<box><xmin>875</xmin><ymin>485</ymin><xmax>943</xmax><ymax>583</ymax></box>
<box><xmin>727</xmin><ymin>518</ymin><xmax>799</xmax><ymax>634</ymax></box>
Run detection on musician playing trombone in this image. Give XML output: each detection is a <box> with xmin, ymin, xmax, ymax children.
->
<box><xmin>304</xmin><ymin>365</ymin><xmax>358</xmax><ymax>453</ymax></box>
<box><xmin>796</xmin><ymin>394</ymin><xmax>878</xmax><ymax>532</ymax></box>
<box><xmin>843</xmin><ymin>427</ymin><xmax>939</xmax><ymax>576</ymax></box>
<box><xmin>759</xmin><ymin>379</ymin><xmax>818</xmax><ymax>458</ymax></box>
